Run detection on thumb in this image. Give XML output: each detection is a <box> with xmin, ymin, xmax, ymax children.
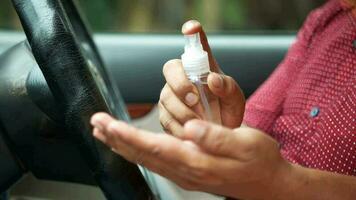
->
<box><xmin>182</xmin><ymin>120</ymin><xmax>240</xmax><ymax>158</ymax></box>
<box><xmin>182</xmin><ymin>20</ymin><xmax>220</xmax><ymax>72</ymax></box>
<box><xmin>207</xmin><ymin>73</ymin><xmax>245</xmax><ymax>128</ymax></box>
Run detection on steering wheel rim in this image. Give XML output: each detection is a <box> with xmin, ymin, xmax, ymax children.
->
<box><xmin>11</xmin><ymin>0</ymin><xmax>152</xmax><ymax>199</ymax></box>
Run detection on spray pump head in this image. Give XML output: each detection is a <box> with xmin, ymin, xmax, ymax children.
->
<box><xmin>181</xmin><ymin>33</ymin><xmax>210</xmax><ymax>76</ymax></box>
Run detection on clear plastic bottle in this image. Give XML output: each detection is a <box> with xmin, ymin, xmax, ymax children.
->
<box><xmin>181</xmin><ymin>33</ymin><xmax>221</xmax><ymax>124</ymax></box>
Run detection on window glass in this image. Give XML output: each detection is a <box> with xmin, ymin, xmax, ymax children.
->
<box><xmin>0</xmin><ymin>1</ymin><xmax>22</xmax><ymax>30</ymax></box>
<box><xmin>0</xmin><ymin>0</ymin><xmax>325</xmax><ymax>32</ymax></box>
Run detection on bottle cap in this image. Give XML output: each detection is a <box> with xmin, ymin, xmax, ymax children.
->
<box><xmin>181</xmin><ymin>33</ymin><xmax>210</xmax><ymax>76</ymax></box>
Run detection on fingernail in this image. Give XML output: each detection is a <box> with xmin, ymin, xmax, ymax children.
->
<box><xmin>182</xmin><ymin>20</ymin><xmax>201</xmax><ymax>34</ymax></box>
<box><xmin>95</xmin><ymin>124</ymin><xmax>105</xmax><ymax>132</ymax></box>
<box><xmin>186</xmin><ymin>120</ymin><xmax>208</xmax><ymax>141</ymax></box>
<box><xmin>185</xmin><ymin>92</ymin><xmax>199</xmax><ymax>106</ymax></box>
<box><xmin>91</xmin><ymin>118</ymin><xmax>105</xmax><ymax>131</ymax></box>
<box><xmin>211</xmin><ymin>73</ymin><xmax>224</xmax><ymax>89</ymax></box>
<box><xmin>91</xmin><ymin>119</ymin><xmax>104</xmax><ymax>131</ymax></box>
<box><xmin>111</xmin><ymin>148</ymin><xmax>118</xmax><ymax>154</ymax></box>
<box><xmin>93</xmin><ymin>128</ymin><xmax>107</xmax><ymax>143</ymax></box>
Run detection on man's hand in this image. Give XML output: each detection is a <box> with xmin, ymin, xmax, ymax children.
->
<box><xmin>159</xmin><ymin>20</ymin><xmax>245</xmax><ymax>136</ymax></box>
<box><xmin>90</xmin><ymin>113</ymin><xmax>289</xmax><ymax>200</ymax></box>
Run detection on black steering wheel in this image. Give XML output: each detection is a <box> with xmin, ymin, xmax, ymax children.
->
<box><xmin>0</xmin><ymin>0</ymin><xmax>153</xmax><ymax>199</ymax></box>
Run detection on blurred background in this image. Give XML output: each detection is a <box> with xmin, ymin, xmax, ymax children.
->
<box><xmin>0</xmin><ymin>1</ymin><xmax>327</xmax><ymax>199</ymax></box>
<box><xmin>0</xmin><ymin>0</ymin><xmax>325</xmax><ymax>33</ymax></box>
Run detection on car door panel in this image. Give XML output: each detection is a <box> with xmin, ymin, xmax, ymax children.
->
<box><xmin>0</xmin><ymin>32</ymin><xmax>294</xmax><ymax>105</ymax></box>
<box><xmin>96</xmin><ymin>34</ymin><xmax>294</xmax><ymax>103</ymax></box>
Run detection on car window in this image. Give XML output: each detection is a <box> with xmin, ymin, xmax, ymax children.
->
<box><xmin>1</xmin><ymin>0</ymin><xmax>324</xmax><ymax>33</ymax></box>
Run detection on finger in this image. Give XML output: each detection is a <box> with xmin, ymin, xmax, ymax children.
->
<box><xmin>91</xmin><ymin>112</ymin><xmax>120</xmax><ymax>148</ymax></box>
<box><xmin>163</xmin><ymin>60</ymin><xmax>199</xmax><ymax>107</ymax></box>
<box><xmin>107</xmin><ymin>121</ymin><xmax>192</xmax><ymax>164</ymax></box>
<box><xmin>158</xmin><ymin>102</ymin><xmax>184</xmax><ymax>136</ymax></box>
<box><xmin>107</xmin><ymin>134</ymin><xmax>221</xmax><ymax>187</ymax></box>
<box><xmin>96</xmin><ymin>118</ymin><xmax>233</xmax><ymax>185</ymax></box>
<box><xmin>94</xmin><ymin>129</ymin><xmax>140</xmax><ymax>162</ymax></box>
<box><xmin>93</xmin><ymin>127</ymin><xmax>107</xmax><ymax>143</ymax></box>
<box><xmin>207</xmin><ymin>73</ymin><xmax>245</xmax><ymax>128</ymax></box>
<box><xmin>92</xmin><ymin>113</ymin><xmax>180</xmax><ymax>163</ymax></box>
<box><xmin>91</xmin><ymin>112</ymin><xmax>114</xmax><ymax>129</ymax></box>
<box><xmin>91</xmin><ymin>113</ymin><xmax>140</xmax><ymax>158</ymax></box>
<box><xmin>104</xmin><ymin>120</ymin><xmax>221</xmax><ymax>173</ymax></box>
<box><xmin>105</xmin><ymin>124</ymin><xmax>223</xmax><ymax>186</ymax></box>
<box><xmin>160</xmin><ymin>85</ymin><xmax>200</xmax><ymax>124</ymax></box>
<box><xmin>182</xmin><ymin>120</ymin><xmax>244</xmax><ymax>159</ymax></box>
<box><xmin>182</xmin><ymin>20</ymin><xmax>219</xmax><ymax>72</ymax></box>
<box><xmin>142</xmin><ymin>161</ymin><xmax>200</xmax><ymax>190</ymax></box>
<box><xmin>91</xmin><ymin>112</ymin><xmax>114</xmax><ymax>145</ymax></box>
<box><xmin>139</xmin><ymin>153</ymin><xmax>222</xmax><ymax>187</ymax></box>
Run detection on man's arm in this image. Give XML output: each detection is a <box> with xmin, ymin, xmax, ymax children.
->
<box><xmin>279</xmin><ymin>164</ymin><xmax>356</xmax><ymax>200</ymax></box>
<box><xmin>240</xmin><ymin>123</ymin><xmax>356</xmax><ymax>200</ymax></box>
<box><xmin>91</xmin><ymin>113</ymin><xmax>356</xmax><ymax>200</ymax></box>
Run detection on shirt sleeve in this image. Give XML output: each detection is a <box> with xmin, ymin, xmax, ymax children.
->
<box><xmin>243</xmin><ymin>7</ymin><xmax>324</xmax><ymax>135</ymax></box>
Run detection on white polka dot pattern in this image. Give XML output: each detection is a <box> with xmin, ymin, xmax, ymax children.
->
<box><xmin>244</xmin><ymin>0</ymin><xmax>356</xmax><ymax>176</ymax></box>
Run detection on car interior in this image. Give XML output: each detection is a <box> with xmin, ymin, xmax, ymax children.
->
<box><xmin>0</xmin><ymin>0</ymin><xmax>325</xmax><ymax>199</ymax></box>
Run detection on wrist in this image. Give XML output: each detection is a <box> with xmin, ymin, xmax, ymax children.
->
<box><xmin>271</xmin><ymin>162</ymin><xmax>310</xmax><ymax>200</ymax></box>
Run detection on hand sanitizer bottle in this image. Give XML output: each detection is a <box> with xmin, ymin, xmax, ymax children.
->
<box><xmin>181</xmin><ymin>33</ymin><xmax>221</xmax><ymax>124</ymax></box>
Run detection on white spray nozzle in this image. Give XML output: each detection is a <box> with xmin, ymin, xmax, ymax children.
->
<box><xmin>185</xmin><ymin>33</ymin><xmax>203</xmax><ymax>52</ymax></box>
<box><xmin>181</xmin><ymin>33</ymin><xmax>210</xmax><ymax>76</ymax></box>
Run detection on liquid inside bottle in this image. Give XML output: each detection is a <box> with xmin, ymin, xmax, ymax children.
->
<box><xmin>189</xmin><ymin>72</ymin><xmax>221</xmax><ymax>124</ymax></box>
<box><xmin>182</xmin><ymin>33</ymin><xmax>221</xmax><ymax>124</ymax></box>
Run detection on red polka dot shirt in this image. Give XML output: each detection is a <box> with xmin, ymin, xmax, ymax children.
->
<box><xmin>243</xmin><ymin>0</ymin><xmax>356</xmax><ymax>176</ymax></box>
